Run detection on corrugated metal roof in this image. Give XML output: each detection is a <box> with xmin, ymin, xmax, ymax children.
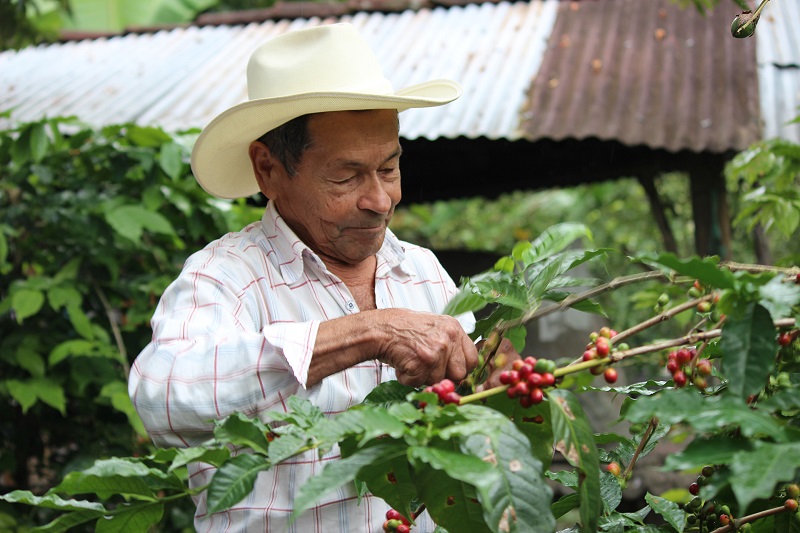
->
<box><xmin>0</xmin><ymin>1</ymin><xmax>559</xmax><ymax>141</ymax></box>
<box><xmin>520</xmin><ymin>0</ymin><xmax>762</xmax><ymax>153</ymax></box>
<box><xmin>1</xmin><ymin>0</ymin><xmax>797</xmax><ymax>150</ymax></box>
<box><xmin>756</xmin><ymin>0</ymin><xmax>800</xmax><ymax>142</ymax></box>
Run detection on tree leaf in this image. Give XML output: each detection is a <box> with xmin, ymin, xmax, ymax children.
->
<box><xmin>94</xmin><ymin>502</ymin><xmax>163</xmax><ymax>533</ymax></box>
<box><xmin>165</xmin><ymin>446</ymin><xmax>231</xmax><ymax>472</ymax></box>
<box><xmin>721</xmin><ymin>303</ymin><xmax>778</xmax><ymax>400</ymax></box>
<box><xmin>104</xmin><ymin>205</ymin><xmax>174</xmax><ymax>244</ymax></box>
<box><xmin>549</xmin><ymin>389</ymin><xmax>601</xmax><ymax>533</ymax></box>
<box><xmin>521</xmin><ymin>223</ymin><xmax>593</xmax><ymax>266</ymax></box>
<box><xmin>292</xmin><ymin>441</ymin><xmax>406</xmax><ymax>520</ymax></box>
<box><xmin>361</xmin><ymin>380</ymin><xmax>417</xmax><ymax>405</ymax></box>
<box><xmin>644</xmin><ymin>493</ymin><xmax>685</xmax><ymax>532</ymax></box>
<box><xmin>47</xmin><ymin>286</ymin><xmax>82</xmax><ymax>311</ymax></box>
<box><xmin>66</xmin><ymin>302</ymin><xmax>95</xmax><ymax>340</ymax></box>
<box><xmin>29</xmin><ymin>122</ymin><xmax>49</xmax><ymax>163</ymax></box>
<box><xmin>32</xmin><ymin>510</ymin><xmax>106</xmax><ymax>533</ymax></box>
<box><xmin>638</xmin><ymin>253</ymin><xmax>736</xmax><ymax>290</ymax></box>
<box><xmin>459</xmin><ymin>415</ymin><xmax>556</xmax><ymax>533</ymax></box>
<box><xmin>663</xmin><ymin>436</ymin><xmax>753</xmax><ymax>471</ymax></box>
<box><xmin>729</xmin><ymin>441</ymin><xmax>800</xmax><ymax>514</ymax></box>
<box><xmin>206</xmin><ymin>453</ymin><xmax>271</xmax><ymax>514</ymax></box>
<box><xmin>6</xmin><ymin>378</ymin><xmax>66</xmax><ymax>415</ymax></box>
<box><xmin>412</xmin><ymin>441</ymin><xmax>491</xmax><ymax>533</ymax></box>
<box><xmin>623</xmin><ymin>388</ymin><xmax>786</xmax><ymax>442</ymax></box>
<box><xmin>11</xmin><ymin>288</ymin><xmax>45</xmax><ymax>323</ymax></box>
<box><xmin>54</xmin><ymin>458</ymin><xmax>170</xmax><ymax>499</ymax></box>
<box><xmin>757</xmin><ymin>276</ymin><xmax>800</xmax><ymax>321</ymax></box>
<box><xmin>99</xmin><ymin>381</ymin><xmax>147</xmax><ymax>437</ymax></box>
<box><xmin>342</xmin><ymin>438</ymin><xmax>418</xmax><ymax>521</ymax></box>
<box><xmin>0</xmin><ymin>490</ymin><xmax>106</xmax><ymax>512</ymax></box>
<box><xmin>213</xmin><ymin>413</ymin><xmax>271</xmax><ymax>456</ymax></box>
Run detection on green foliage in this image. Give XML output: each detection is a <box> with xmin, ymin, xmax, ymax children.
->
<box><xmin>0</xmin><ymin>116</ymin><xmax>261</xmax><ymax>529</ymax></box>
<box><xmin>3</xmin><ymin>222</ymin><xmax>797</xmax><ymax>532</ymax></box>
<box><xmin>726</xmin><ymin>139</ymin><xmax>800</xmax><ymax>244</ymax></box>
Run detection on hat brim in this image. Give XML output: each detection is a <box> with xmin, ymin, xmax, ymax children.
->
<box><xmin>190</xmin><ymin>79</ymin><xmax>461</xmax><ymax>199</ymax></box>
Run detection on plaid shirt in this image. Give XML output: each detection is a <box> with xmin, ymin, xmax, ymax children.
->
<box><xmin>129</xmin><ymin>201</ymin><xmax>473</xmax><ymax>532</ymax></box>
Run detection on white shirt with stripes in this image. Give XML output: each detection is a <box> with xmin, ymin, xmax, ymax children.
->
<box><xmin>129</xmin><ymin>200</ymin><xmax>474</xmax><ymax>532</ymax></box>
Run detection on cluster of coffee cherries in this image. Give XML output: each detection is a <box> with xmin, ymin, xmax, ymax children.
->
<box><xmin>383</xmin><ymin>509</ymin><xmax>411</xmax><ymax>533</ymax></box>
<box><xmin>684</xmin><ymin>465</ymin><xmax>737</xmax><ymax>530</ymax></box>
<box><xmin>778</xmin><ymin>328</ymin><xmax>798</xmax><ymax>347</ymax></box>
<box><xmin>582</xmin><ymin>327</ymin><xmax>623</xmax><ymax>384</ymax></box>
<box><xmin>665</xmin><ymin>346</ymin><xmax>712</xmax><ymax>389</ymax></box>
<box><xmin>421</xmin><ymin>379</ymin><xmax>460</xmax><ymax>407</ymax></box>
<box><xmin>498</xmin><ymin>357</ymin><xmax>557</xmax><ymax>407</ymax></box>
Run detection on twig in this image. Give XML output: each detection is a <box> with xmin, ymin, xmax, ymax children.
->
<box><xmin>93</xmin><ymin>283</ymin><xmax>130</xmax><ymax>378</ymax></box>
<box><xmin>521</xmin><ymin>270</ymin><xmax>670</xmax><ymax>324</ymax></box>
<box><xmin>710</xmin><ymin>503</ymin><xmax>789</xmax><ymax>532</ymax></box>
<box><xmin>621</xmin><ymin>417</ymin><xmax>658</xmax><ymax>481</ymax></box>
<box><xmin>721</xmin><ymin>260</ymin><xmax>796</xmax><ymax>275</ymax></box>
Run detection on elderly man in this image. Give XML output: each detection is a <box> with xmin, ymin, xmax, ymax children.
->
<box><xmin>129</xmin><ymin>23</ymin><xmax>481</xmax><ymax>532</ymax></box>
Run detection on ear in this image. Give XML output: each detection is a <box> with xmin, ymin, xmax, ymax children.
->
<box><xmin>249</xmin><ymin>141</ymin><xmax>283</xmax><ymax>199</ymax></box>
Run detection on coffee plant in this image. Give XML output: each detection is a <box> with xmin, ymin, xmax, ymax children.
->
<box><xmin>2</xmin><ymin>220</ymin><xmax>797</xmax><ymax>532</ymax></box>
<box><xmin>0</xmin><ymin>114</ymin><xmax>262</xmax><ymax>530</ymax></box>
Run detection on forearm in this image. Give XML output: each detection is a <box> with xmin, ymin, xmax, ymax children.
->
<box><xmin>308</xmin><ymin>310</ymin><xmax>387</xmax><ymax>387</ymax></box>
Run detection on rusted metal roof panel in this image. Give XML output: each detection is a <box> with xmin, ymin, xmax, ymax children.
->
<box><xmin>0</xmin><ymin>1</ymin><xmax>559</xmax><ymax>141</ymax></box>
<box><xmin>756</xmin><ymin>0</ymin><xmax>800</xmax><ymax>143</ymax></box>
<box><xmin>520</xmin><ymin>0</ymin><xmax>762</xmax><ymax>153</ymax></box>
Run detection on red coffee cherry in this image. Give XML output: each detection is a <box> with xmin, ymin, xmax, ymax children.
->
<box><xmin>606</xmin><ymin>462</ymin><xmax>621</xmax><ymax>476</ymax></box>
<box><xmin>689</xmin><ymin>482</ymin><xmax>700</xmax><ymax>495</ymax></box>
<box><xmin>673</xmin><ymin>371</ymin><xmax>688</xmax><ymax>388</ymax></box>
<box><xmin>529</xmin><ymin>387</ymin><xmax>544</xmax><ymax>405</ymax></box>
<box><xmin>604</xmin><ymin>368</ymin><xmax>618</xmax><ymax>384</ymax></box>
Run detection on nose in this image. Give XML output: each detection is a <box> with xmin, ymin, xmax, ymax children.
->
<box><xmin>357</xmin><ymin>173</ymin><xmax>396</xmax><ymax>214</ymax></box>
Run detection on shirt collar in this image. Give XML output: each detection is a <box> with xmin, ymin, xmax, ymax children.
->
<box><xmin>260</xmin><ymin>201</ymin><xmax>411</xmax><ymax>286</ymax></box>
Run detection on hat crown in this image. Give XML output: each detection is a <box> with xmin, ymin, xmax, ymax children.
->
<box><xmin>247</xmin><ymin>23</ymin><xmax>394</xmax><ymax>100</ymax></box>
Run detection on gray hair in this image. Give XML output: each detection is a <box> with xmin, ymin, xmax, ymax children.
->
<box><xmin>256</xmin><ymin>114</ymin><xmax>312</xmax><ymax>177</ymax></box>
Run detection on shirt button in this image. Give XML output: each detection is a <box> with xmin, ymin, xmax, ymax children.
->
<box><xmin>347</xmin><ymin>301</ymin><xmax>355</xmax><ymax>310</ymax></box>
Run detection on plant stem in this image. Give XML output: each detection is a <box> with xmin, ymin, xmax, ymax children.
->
<box><xmin>94</xmin><ymin>283</ymin><xmax>130</xmax><ymax>378</ymax></box>
<box><xmin>621</xmin><ymin>417</ymin><xmax>658</xmax><ymax>481</ymax></box>
<box><xmin>709</xmin><ymin>503</ymin><xmax>789</xmax><ymax>532</ymax></box>
<box><xmin>521</xmin><ymin>270</ymin><xmax>670</xmax><ymax>324</ymax></box>
<box><xmin>458</xmin><ymin>318</ymin><xmax>795</xmax><ymax>405</ymax></box>
<box><xmin>609</xmin><ymin>294</ymin><xmax>714</xmax><ymax>346</ymax></box>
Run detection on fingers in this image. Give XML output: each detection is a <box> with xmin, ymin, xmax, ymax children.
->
<box><xmin>378</xmin><ymin>310</ymin><xmax>478</xmax><ymax>387</ymax></box>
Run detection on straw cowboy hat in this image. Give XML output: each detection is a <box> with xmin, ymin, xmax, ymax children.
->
<box><xmin>190</xmin><ymin>22</ymin><xmax>462</xmax><ymax>199</ymax></box>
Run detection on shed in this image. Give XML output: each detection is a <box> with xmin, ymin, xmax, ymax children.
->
<box><xmin>2</xmin><ymin>0</ymin><xmax>798</xmax><ymax>257</ymax></box>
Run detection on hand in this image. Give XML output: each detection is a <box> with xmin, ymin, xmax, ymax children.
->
<box><xmin>376</xmin><ymin>309</ymin><xmax>479</xmax><ymax>387</ymax></box>
<box><xmin>477</xmin><ymin>337</ymin><xmax>522</xmax><ymax>390</ymax></box>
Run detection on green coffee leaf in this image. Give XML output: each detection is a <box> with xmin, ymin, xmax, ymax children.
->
<box><xmin>408</xmin><ymin>444</ymin><xmax>495</xmax><ymax>533</ymax></box>
<box><xmin>95</xmin><ymin>502</ymin><xmax>163</xmax><ymax>533</ymax></box>
<box><xmin>549</xmin><ymin>389</ymin><xmax>601</xmax><ymax>533</ymax></box>
<box><xmin>730</xmin><ymin>441</ymin><xmax>800</xmax><ymax>514</ymax></box>
<box><xmin>0</xmin><ymin>490</ymin><xmax>106</xmax><ymax>512</ymax></box>
<box><xmin>213</xmin><ymin>413</ymin><xmax>271</xmax><ymax>455</ymax></box>
<box><xmin>460</xmin><ymin>419</ymin><xmax>556</xmax><ymax>533</ymax></box>
<box><xmin>165</xmin><ymin>446</ymin><xmax>231</xmax><ymax>472</ymax></box>
<box><xmin>342</xmin><ymin>438</ymin><xmax>417</xmax><ymax>521</ymax></box>
<box><xmin>268</xmin><ymin>396</ymin><xmax>324</xmax><ymax>429</ymax></box>
<box><xmin>32</xmin><ymin>510</ymin><xmax>105</xmax><ymax>532</ymax></box>
<box><xmin>361</xmin><ymin>380</ymin><xmax>416</xmax><ymax>404</ymax></box>
<box><xmin>664</xmin><ymin>436</ymin><xmax>753</xmax><ymax>471</ymax></box>
<box><xmin>721</xmin><ymin>303</ymin><xmax>778</xmax><ymax>400</ymax></box>
<box><xmin>206</xmin><ymin>454</ymin><xmax>271</xmax><ymax>514</ymax></box>
<box><xmin>54</xmin><ymin>458</ymin><xmax>172</xmax><ymax>499</ymax></box>
<box><xmin>624</xmin><ymin>388</ymin><xmax>786</xmax><ymax>441</ymax></box>
<box><xmin>638</xmin><ymin>253</ymin><xmax>736</xmax><ymax>289</ymax></box>
<box><xmin>521</xmin><ymin>223</ymin><xmax>593</xmax><ymax>266</ymax></box>
<box><xmin>645</xmin><ymin>493</ymin><xmax>685</xmax><ymax>532</ymax></box>
<box><xmin>293</xmin><ymin>441</ymin><xmax>407</xmax><ymax>520</ymax></box>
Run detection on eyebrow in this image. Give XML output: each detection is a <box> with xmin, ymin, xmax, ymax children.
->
<box><xmin>332</xmin><ymin>145</ymin><xmax>403</xmax><ymax>170</ymax></box>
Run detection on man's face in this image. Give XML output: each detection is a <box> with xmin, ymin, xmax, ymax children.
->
<box><xmin>259</xmin><ymin>109</ymin><xmax>402</xmax><ymax>267</ymax></box>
